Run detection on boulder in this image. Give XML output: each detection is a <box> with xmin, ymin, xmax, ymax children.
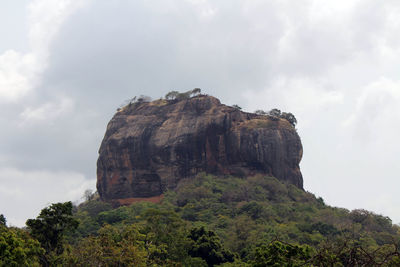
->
<box><xmin>97</xmin><ymin>95</ymin><xmax>303</xmax><ymax>203</ymax></box>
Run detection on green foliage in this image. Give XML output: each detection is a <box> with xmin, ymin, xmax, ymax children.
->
<box><xmin>26</xmin><ymin>201</ymin><xmax>79</xmax><ymax>265</ymax></box>
<box><xmin>165</xmin><ymin>90</ymin><xmax>180</xmax><ymax>100</ymax></box>
<box><xmin>254</xmin><ymin>109</ymin><xmax>267</xmax><ymax>115</ymax></box>
<box><xmin>54</xmin><ymin>173</ymin><xmax>400</xmax><ymax>265</ymax></box>
<box><xmin>281</xmin><ymin>112</ymin><xmax>297</xmax><ymax>127</ymax></box>
<box><xmin>117</xmin><ymin>95</ymin><xmax>152</xmax><ymax>111</ymax></box>
<box><xmin>165</xmin><ymin>88</ymin><xmax>202</xmax><ymax>101</ymax></box>
<box><xmin>62</xmin><ymin>224</ymin><xmax>150</xmax><ymax>266</ymax></box>
<box><xmin>136</xmin><ymin>95</ymin><xmax>152</xmax><ymax>103</ymax></box>
<box><xmin>309</xmin><ymin>236</ymin><xmax>400</xmax><ymax>266</ymax></box>
<box><xmin>0</xmin><ymin>226</ymin><xmax>44</xmax><ymax>266</ymax></box>
<box><xmin>142</xmin><ymin>209</ymin><xmax>190</xmax><ymax>262</ymax></box>
<box><xmin>239</xmin><ymin>201</ymin><xmax>265</xmax><ymax>219</ymax></box>
<box><xmin>82</xmin><ymin>189</ymin><xmax>95</xmax><ymax>202</ymax></box>
<box><xmin>188</xmin><ymin>226</ymin><xmax>235</xmax><ymax>266</ymax></box>
<box><xmin>267</xmin><ymin>108</ymin><xmax>297</xmax><ymax>127</ymax></box>
<box><xmin>268</xmin><ymin>108</ymin><xmax>281</xmax><ymax>117</ymax></box>
<box><xmin>298</xmin><ymin>222</ymin><xmax>339</xmax><ymax>237</ymax></box>
<box><xmin>0</xmin><ymin>214</ymin><xmax>5</xmax><ymax>227</ymax></box>
<box><xmin>252</xmin><ymin>240</ymin><xmax>312</xmax><ymax>266</ymax></box>
<box><xmin>63</xmin><ymin>210</ymin><xmax>214</xmax><ymax>266</ymax></box>
<box><xmin>79</xmin><ymin>199</ymin><xmax>112</xmax><ymax>218</ymax></box>
<box><xmin>96</xmin><ymin>206</ymin><xmax>130</xmax><ymax>225</ymax></box>
<box><xmin>232</xmin><ymin>104</ymin><xmax>242</xmax><ymax>110</ymax></box>
<box><xmin>192</xmin><ymin>88</ymin><xmax>202</xmax><ymax>96</ymax></box>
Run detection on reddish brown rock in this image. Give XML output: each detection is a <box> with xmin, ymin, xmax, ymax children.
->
<box><xmin>97</xmin><ymin>95</ymin><xmax>303</xmax><ymax>202</ymax></box>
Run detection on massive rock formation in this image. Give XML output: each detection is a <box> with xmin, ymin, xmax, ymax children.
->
<box><xmin>97</xmin><ymin>95</ymin><xmax>303</xmax><ymax>204</ymax></box>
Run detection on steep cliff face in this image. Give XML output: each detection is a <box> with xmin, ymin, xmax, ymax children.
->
<box><xmin>97</xmin><ymin>95</ymin><xmax>303</xmax><ymax>203</ymax></box>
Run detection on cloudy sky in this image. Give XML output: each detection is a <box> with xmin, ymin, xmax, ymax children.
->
<box><xmin>1</xmin><ymin>0</ymin><xmax>399</xmax><ymax>226</ymax></box>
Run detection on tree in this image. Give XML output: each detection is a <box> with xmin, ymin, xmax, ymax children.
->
<box><xmin>268</xmin><ymin>108</ymin><xmax>281</xmax><ymax>117</ymax></box>
<box><xmin>137</xmin><ymin>95</ymin><xmax>152</xmax><ymax>103</ymax></box>
<box><xmin>266</xmin><ymin>109</ymin><xmax>297</xmax><ymax>127</ymax></box>
<box><xmin>166</xmin><ymin>89</ymin><xmax>201</xmax><ymax>101</ymax></box>
<box><xmin>142</xmin><ymin>209</ymin><xmax>189</xmax><ymax>263</ymax></box>
<box><xmin>0</xmin><ymin>226</ymin><xmax>44</xmax><ymax>266</ymax></box>
<box><xmin>281</xmin><ymin>112</ymin><xmax>297</xmax><ymax>127</ymax></box>
<box><xmin>255</xmin><ymin>110</ymin><xmax>267</xmax><ymax>115</ymax></box>
<box><xmin>252</xmin><ymin>240</ymin><xmax>312</xmax><ymax>267</ymax></box>
<box><xmin>188</xmin><ymin>226</ymin><xmax>235</xmax><ymax>266</ymax></box>
<box><xmin>239</xmin><ymin>201</ymin><xmax>265</xmax><ymax>220</ymax></box>
<box><xmin>26</xmin><ymin>202</ymin><xmax>79</xmax><ymax>266</ymax></box>
<box><xmin>191</xmin><ymin>88</ymin><xmax>202</xmax><ymax>96</ymax></box>
<box><xmin>165</xmin><ymin>90</ymin><xmax>180</xmax><ymax>100</ymax></box>
<box><xmin>82</xmin><ymin>189</ymin><xmax>95</xmax><ymax>202</ymax></box>
<box><xmin>177</xmin><ymin>91</ymin><xmax>192</xmax><ymax>100</ymax></box>
<box><xmin>232</xmin><ymin>104</ymin><xmax>242</xmax><ymax>110</ymax></box>
<box><xmin>78</xmin><ymin>200</ymin><xmax>112</xmax><ymax>218</ymax></box>
<box><xmin>63</xmin><ymin>224</ymin><xmax>150</xmax><ymax>266</ymax></box>
<box><xmin>117</xmin><ymin>96</ymin><xmax>137</xmax><ymax>110</ymax></box>
<box><xmin>310</xmin><ymin>236</ymin><xmax>400</xmax><ymax>266</ymax></box>
<box><xmin>0</xmin><ymin>214</ymin><xmax>6</xmax><ymax>227</ymax></box>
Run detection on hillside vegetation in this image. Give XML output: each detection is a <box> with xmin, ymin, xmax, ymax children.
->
<box><xmin>2</xmin><ymin>173</ymin><xmax>400</xmax><ymax>266</ymax></box>
<box><xmin>71</xmin><ymin>174</ymin><xmax>400</xmax><ymax>265</ymax></box>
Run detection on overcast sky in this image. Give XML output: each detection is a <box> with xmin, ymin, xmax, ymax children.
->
<box><xmin>1</xmin><ymin>0</ymin><xmax>399</xmax><ymax>226</ymax></box>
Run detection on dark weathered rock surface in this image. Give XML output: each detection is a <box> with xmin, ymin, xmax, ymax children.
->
<box><xmin>97</xmin><ymin>95</ymin><xmax>303</xmax><ymax>203</ymax></box>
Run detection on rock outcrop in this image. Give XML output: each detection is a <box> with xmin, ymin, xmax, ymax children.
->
<box><xmin>97</xmin><ymin>95</ymin><xmax>303</xmax><ymax>204</ymax></box>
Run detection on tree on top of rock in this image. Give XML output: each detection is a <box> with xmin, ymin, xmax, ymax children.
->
<box><xmin>281</xmin><ymin>112</ymin><xmax>297</xmax><ymax>127</ymax></box>
<box><xmin>165</xmin><ymin>88</ymin><xmax>202</xmax><ymax>101</ymax></box>
<box><xmin>267</xmin><ymin>108</ymin><xmax>297</xmax><ymax>127</ymax></box>
<box><xmin>255</xmin><ymin>109</ymin><xmax>267</xmax><ymax>115</ymax></box>
<box><xmin>165</xmin><ymin>91</ymin><xmax>180</xmax><ymax>100</ymax></box>
<box><xmin>191</xmin><ymin>88</ymin><xmax>201</xmax><ymax>96</ymax></box>
<box><xmin>268</xmin><ymin>108</ymin><xmax>281</xmax><ymax>117</ymax></box>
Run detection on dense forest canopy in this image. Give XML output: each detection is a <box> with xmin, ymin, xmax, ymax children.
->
<box><xmin>2</xmin><ymin>173</ymin><xmax>400</xmax><ymax>266</ymax></box>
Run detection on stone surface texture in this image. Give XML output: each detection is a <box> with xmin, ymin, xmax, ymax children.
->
<box><xmin>97</xmin><ymin>95</ymin><xmax>303</xmax><ymax>203</ymax></box>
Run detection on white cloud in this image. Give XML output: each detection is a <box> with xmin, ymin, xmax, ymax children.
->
<box><xmin>242</xmin><ymin>76</ymin><xmax>344</xmax><ymax>128</ymax></box>
<box><xmin>0</xmin><ymin>50</ymin><xmax>37</xmax><ymax>102</ymax></box>
<box><xmin>0</xmin><ymin>0</ymin><xmax>89</xmax><ymax>103</ymax></box>
<box><xmin>0</xmin><ymin>168</ymin><xmax>96</xmax><ymax>227</ymax></box>
<box><xmin>366</xmin><ymin>193</ymin><xmax>400</xmax><ymax>223</ymax></box>
<box><xmin>343</xmin><ymin>77</ymin><xmax>400</xmax><ymax>144</ymax></box>
<box><xmin>304</xmin><ymin>77</ymin><xmax>400</xmax><ymax>223</ymax></box>
<box><xmin>20</xmin><ymin>96</ymin><xmax>75</xmax><ymax>124</ymax></box>
<box><xmin>27</xmin><ymin>0</ymin><xmax>89</xmax><ymax>58</ymax></box>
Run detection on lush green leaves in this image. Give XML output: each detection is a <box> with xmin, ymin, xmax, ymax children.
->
<box><xmin>252</xmin><ymin>241</ymin><xmax>312</xmax><ymax>266</ymax></box>
<box><xmin>188</xmin><ymin>226</ymin><xmax>235</xmax><ymax>266</ymax></box>
<box><xmin>165</xmin><ymin>88</ymin><xmax>202</xmax><ymax>101</ymax></box>
<box><xmin>62</xmin><ymin>224</ymin><xmax>150</xmax><ymax>266</ymax></box>
<box><xmin>18</xmin><ymin>173</ymin><xmax>396</xmax><ymax>266</ymax></box>
<box><xmin>26</xmin><ymin>201</ymin><xmax>79</xmax><ymax>265</ymax></box>
<box><xmin>0</xmin><ymin>214</ymin><xmax>6</xmax><ymax>227</ymax></box>
<box><xmin>0</xmin><ymin>226</ymin><xmax>43</xmax><ymax>266</ymax></box>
